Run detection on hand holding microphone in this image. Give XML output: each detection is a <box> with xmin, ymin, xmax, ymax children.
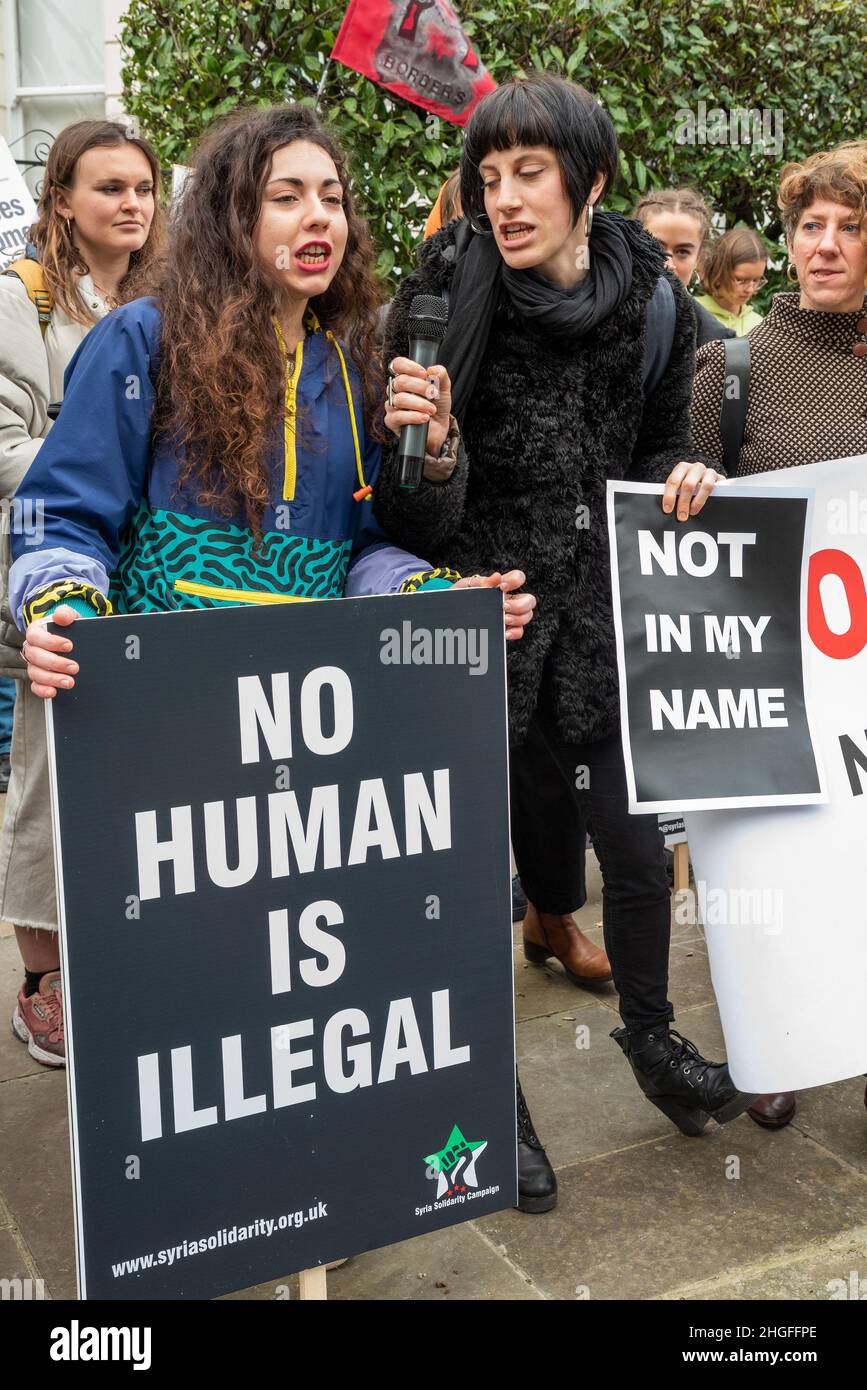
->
<box><xmin>384</xmin><ymin>295</ymin><xmax>454</xmax><ymax>489</ymax></box>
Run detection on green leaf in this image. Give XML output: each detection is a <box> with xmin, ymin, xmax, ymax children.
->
<box><xmin>375</xmin><ymin>246</ymin><xmax>395</xmax><ymax>278</ymax></box>
<box><xmin>567</xmin><ymin>39</ymin><xmax>588</xmax><ymax>74</ymax></box>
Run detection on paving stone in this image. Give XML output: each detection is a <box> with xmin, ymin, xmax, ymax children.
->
<box><xmin>475</xmin><ymin>1123</ymin><xmax>867</xmax><ymax>1301</ymax></box>
<box><xmin>662</xmin><ymin>1225</ymin><xmax>867</xmax><ymax>1300</ymax></box>
<box><xmin>790</xmin><ymin>1075</ymin><xmax>867</xmax><ymax>1177</ymax></box>
<box><xmin>0</xmin><ymin>1224</ymin><xmax>42</xmax><ymax>1290</ymax></box>
<box><xmin>667</xmin><ymin>928</ymin><xmax>716</xmax><ymax>1015</ymax></box>
<box><xmin>225</xmin><ymin>1224</ymin><xmax>541</xmax><ymax>1301</ymax></box>
<box><xmin>0</xmin><ymin>1071</ymin><xmax>76</xmax><ymax>1299</ymax></box>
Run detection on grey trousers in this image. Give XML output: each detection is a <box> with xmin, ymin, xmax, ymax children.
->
<box><xmin>0</xmin><ymin>677</ymin><xmax>58</xmax><ymax>931</ymax></box>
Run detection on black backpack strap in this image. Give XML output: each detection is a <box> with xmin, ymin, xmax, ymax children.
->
<box><xmin>642</xmin><ymin>275</ymin><xmax>676</xmax><ymax>396</ymax></box>
<box><xmin>439</xmin><ymin>218</ymin><xmax>474</xmax><ymax>311</ymax></box>
<box><xmin>720</xmin><ymin>336</ymin><xmax>751</xmax><ymax>475</ymax></box>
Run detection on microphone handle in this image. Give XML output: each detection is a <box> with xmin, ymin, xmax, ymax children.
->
<box><xmin>397</xmin><ymin>335</ymin><xmax>439</xmax><ymax>490</ymax></box>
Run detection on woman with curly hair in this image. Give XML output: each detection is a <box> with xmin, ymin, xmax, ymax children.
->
<box><xmin>0</xmin><ymin>118</ymin><xmax>164</xmax><ymax>1069</ymax></box>
<box><xmin>10</xmin><ymin>105</ymin><xmax>534</xmax><ymax>1060</ymax></box>
<box><xmin>691</xmin><ymin>138</ymin><xmax>867</xmax><ymax>1130</ymax></box>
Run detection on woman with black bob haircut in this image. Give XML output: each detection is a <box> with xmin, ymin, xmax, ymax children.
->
<box><xmin>376</xmin><ymin>75</ymin><xmax>754</xmax><ymax>1215</ymax></box>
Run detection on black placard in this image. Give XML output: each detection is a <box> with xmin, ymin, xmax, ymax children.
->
<box><xmin>608</xmin><ymin>483</ymin><xmax>823</xmax><ymax>811</ymax></box>
<box><xmin>48</xmin><ymin>589</ymin><xmax>516</xmax><ymax>1299</ymax></box>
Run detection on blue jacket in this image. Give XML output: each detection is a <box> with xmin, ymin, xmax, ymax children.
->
<box><xmin>10</xmin><ymin>298</ymin><xmax>431</xmax><ymax>625</ymax></box>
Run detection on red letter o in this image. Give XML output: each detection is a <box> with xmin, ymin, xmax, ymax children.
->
<box><xmin>808</xmin><ymin>548</ymin><xmax>867</xmax><ymax>658</ymax></box>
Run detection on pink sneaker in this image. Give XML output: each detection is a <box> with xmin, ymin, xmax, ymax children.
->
<box><xmin>11</xmin><ymin>970</ymin><xmax>65</xmax><ymax>1067</ymax></box>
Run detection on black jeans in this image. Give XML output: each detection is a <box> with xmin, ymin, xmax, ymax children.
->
<box><xmin>510</xmin><ymin>694</ymin><xmax>673</xmax><ymax>1032</ymax></box>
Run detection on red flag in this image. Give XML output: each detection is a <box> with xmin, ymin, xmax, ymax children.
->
<box><xmin>332</xmin><ymin>0</ymin><xmax>496</xmax><ymax>128</ymax></box>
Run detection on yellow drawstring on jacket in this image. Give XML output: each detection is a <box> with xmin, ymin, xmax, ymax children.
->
<box><xmin>273</xmin><ymin>312</ymin><xmax>371</xmax><ymax>503</ymax></box>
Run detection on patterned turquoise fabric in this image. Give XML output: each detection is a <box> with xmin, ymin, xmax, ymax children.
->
<box><xmin>42</xmin><ymin>597</ymin><xmax>100</xmax><ymax>621</ymax></box>
<box><xmin>108</xmin><ymin>504</ymin><xmax>352</xmax><ymax>613</ymax></box>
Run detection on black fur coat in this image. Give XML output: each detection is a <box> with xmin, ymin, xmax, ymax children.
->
<box><xmin>375</xmin><ymin>218</ymin><xmax>703</xmax><ymax>746</ymax></box>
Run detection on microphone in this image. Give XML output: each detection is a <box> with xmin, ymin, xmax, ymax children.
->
<box><xmin>398</xmin><ymin>294</ymin><xmax>449</xmax><ymax>490</ymax></box>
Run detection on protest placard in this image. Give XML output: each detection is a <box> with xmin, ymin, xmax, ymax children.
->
<box><xmin>608</xmin><ymin>480</ymin><xmax>824</xmax><ymax>812</ymax></box>
<box><xmin>0</xmin><ymin>138</ymin><xmax>37</xmax><ymax>269</ymax></box>
<box><xmin>684</xmin><ymin>457</ymin><xmax>867</xmax><ymax>1091</ymax></box>
<box><xmin>47</xmin><ymin>589</ymin><xmax>516</xmax><ymax>1299</ymax></box>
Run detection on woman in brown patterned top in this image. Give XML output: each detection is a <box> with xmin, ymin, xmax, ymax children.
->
<box><xmin>690</xmin><ymin>140</ymin><xmax>867</xmax><ymax>1130</ymax></box>
<box><xmin>691</xmin><ymin>140</ymin><xmax>867</xmax><ymax>478</ymax></box>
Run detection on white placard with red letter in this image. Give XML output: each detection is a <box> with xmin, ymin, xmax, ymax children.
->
<box><xmin>685</xmin><ymin>455</ymin><xmax>867</xmax><ymax>1092</ymax></box>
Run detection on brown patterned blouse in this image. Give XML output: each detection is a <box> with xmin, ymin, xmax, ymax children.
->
<box><xmin>690</xmin><ymin>291</ymin><xmax>867</xmax><ymax>475</ymax></box>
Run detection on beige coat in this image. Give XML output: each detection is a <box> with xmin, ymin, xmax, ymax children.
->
<box><xmin>0</xmin><ymin>271</ymin><xmax>107</xmax><ymax>671</ymax></box>
<box><xmin>0</xmin><ymin>270</ymin><xmax>107</xmax><ymax>931</ymax></box>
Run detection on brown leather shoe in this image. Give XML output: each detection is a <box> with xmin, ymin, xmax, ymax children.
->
<box><xmin>522</xmin><ymin>903</ymin><xmax>613</xmax><ymax>985</ymax></box>
<box><xmin>747</xmin><ymin>1091</ymin><xmax>796</xmax><ymax>1128</ymax></box>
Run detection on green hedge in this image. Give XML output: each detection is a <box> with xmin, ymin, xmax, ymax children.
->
<box><xmin>121</xmin><ymin>0</ymin><xmax>867</xmax><ymax>307</ymax></box>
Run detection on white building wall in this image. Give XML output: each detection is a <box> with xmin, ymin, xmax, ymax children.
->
<box><xmin>104</xmin><ymin>0</ymin><xmax>128</xmax><ymax>120</ymax></box>
<box><xmin>1</xmin><ymin>0</ymin><xmax>129</xmax><ymax>191</ymax></box>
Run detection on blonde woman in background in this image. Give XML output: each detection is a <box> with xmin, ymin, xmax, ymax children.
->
<box><xmin>0</xmin><ymin>119</ymin><xmax>163</xmax><ymax>1066</ymax></box>
<box><xmin>694</xmin><ymin>224</ymin><xmax>767</xmax><ymax>335</ymax></box>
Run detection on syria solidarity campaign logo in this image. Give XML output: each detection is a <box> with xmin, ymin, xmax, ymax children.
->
<box><xmin>425</xmin><ymin>1124</ymin><xmax>487</xmax><ymax>1198</ymax></box>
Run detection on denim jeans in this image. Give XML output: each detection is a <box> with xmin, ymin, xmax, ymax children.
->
<box><xmin>0</xmin><ymin>677</ymin><xmax>15</xmax><ymax>755</ymax></box>
<box><xmin>509</xmin><ymin>682</ymin><xmax>673</xmax><ymax>1032</ymax></box>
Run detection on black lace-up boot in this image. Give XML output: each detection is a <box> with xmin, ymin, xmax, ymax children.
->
<box><xmin>610</xmin><ymin>1023</ymin><xmax>756</xmax><ymax>1136</ymax></box>
<box><xmin>516</xmin><ymin>1070</ymin><xmax>557</xmax><ymax>1212</ymax></box>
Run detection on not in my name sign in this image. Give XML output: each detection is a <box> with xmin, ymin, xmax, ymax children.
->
<box><xmin>607</xmin><ymin>481</ymin><xmax>824</xmax><ymax>812</ymax></box>
<box><xmin>47</xmin><ymin>589</ymin><xmax>516</xmax><ymax>1300</ymax></box>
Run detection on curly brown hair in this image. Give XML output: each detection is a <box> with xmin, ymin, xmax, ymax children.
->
<box><xmin>30</xmin><ymin>119</ymin><xmax>166</xmax><ymax>325</ymax></box>
<box><xmin>778</xmin><ymin>139</ymin><xmax>867</xmax><ymax>243</ymax></box>
<box><xmin>155</xmin><ymin>105</ymin><xmax>384</xmax><ymax>538</ymax></box>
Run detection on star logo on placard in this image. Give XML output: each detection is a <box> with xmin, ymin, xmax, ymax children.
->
<box><xmin>424</xmin><ymin>1124</ymin><xmax>487</xmax><ymax>1198</ymax></box>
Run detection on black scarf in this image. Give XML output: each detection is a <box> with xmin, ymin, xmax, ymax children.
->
<box><xmin>439</xmin><ymin>211</ymin><xmax>634</xmax><ymax>421</ymax></box>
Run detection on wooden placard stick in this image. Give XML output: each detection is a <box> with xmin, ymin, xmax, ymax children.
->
<box><xmin>673</xmin><ymin>842</ymin><xmax>690</xmax><ymax>895</ymax></box>
<box><xmin>299</xmin><ymin>1266</ymin><xmax>328</xmax><ymax>1300</ymax></box>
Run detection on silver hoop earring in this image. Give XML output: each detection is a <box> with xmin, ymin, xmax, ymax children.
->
<box><xmin>470</xmin><ymin>212</ymin><xmax>493</xmax><ymax>236</ymax></box>
<box><xmin>585</xmin><ymin>202</ymin><xmax>594</xmax><ymax>238</ymax></box>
